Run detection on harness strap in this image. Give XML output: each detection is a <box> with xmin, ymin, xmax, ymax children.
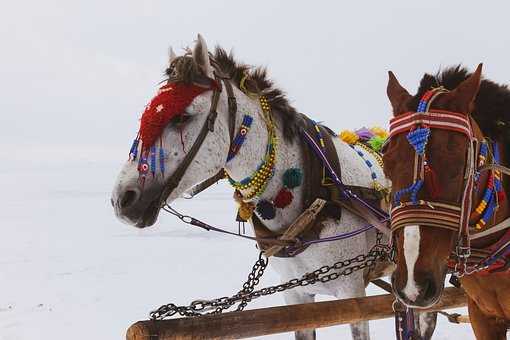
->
<box><xmin>470</xmin><ymin>216</ymin><xmax>510</xmax><ymax>240</ymax></box>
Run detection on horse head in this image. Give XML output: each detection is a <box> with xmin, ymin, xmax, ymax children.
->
<box><xmin>112</xmin><ymin>35</ymin><xmax>237</xmax><ymax>228</ymax></box>
<box><xmin>383</xmin><ymin>65</ymin><xmax>484</xmax><ymax>307</ymax></box>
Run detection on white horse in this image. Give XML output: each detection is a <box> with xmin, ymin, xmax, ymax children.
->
<box><xmin>112</xmin><ymin>35</ymin><xmax>434</xmax><ymax>340</ymax></box>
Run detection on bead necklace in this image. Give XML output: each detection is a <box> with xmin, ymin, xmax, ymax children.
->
<box><xmin>226</xmin><ymin>96</ymin><xmax>278</xmax><ymax>200</ymax></box>
<box><xmin>350</xmin><ymin>142</ymin><xmax>385</xmax><ymax>192</ymax></box>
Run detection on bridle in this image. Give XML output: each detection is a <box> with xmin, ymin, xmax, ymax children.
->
<box><xmin>156</xmin><ymin>57</ymin><xmax>237</xmax><ymax>208</ymax></box>
<box><xmin>387</xmin><ymin>87</ymin><xmax>479</xmax><ymax>275</ymax></box>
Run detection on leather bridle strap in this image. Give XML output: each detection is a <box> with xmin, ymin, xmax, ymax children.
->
<box><xmin>157</xmin><ymin>65</ymin><xmax>237</xmax><ymax>207</ymax></box>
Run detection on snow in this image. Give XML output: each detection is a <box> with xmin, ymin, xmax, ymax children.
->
<box><xmin>0</xmin><ymin>149</ymin><xmax>475</xmax><ymax>339</ymax></box>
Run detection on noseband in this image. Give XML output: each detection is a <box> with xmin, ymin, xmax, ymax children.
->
<box><xmin>156</xmin><ymin>58</ymin><xmax>238</xmax><ymax>207</ymax></box>
<box><xmin>388</xmin><ymin>88</ymin><xmax>478</xmax><ymax>272</ymax></box>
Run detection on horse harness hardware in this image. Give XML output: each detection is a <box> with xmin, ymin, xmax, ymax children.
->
<box><xmin>387</xmin><ymin>87</ymin><xmax>510</xmax><ymax>276</ymax></box>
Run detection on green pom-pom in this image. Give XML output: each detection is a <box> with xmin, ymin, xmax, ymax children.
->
<box><xmin>367</xmin><ymin>135</ymin><xmax>387</xmax><ymax>152</ymax></box>
<box><xmin>283</xmin><ymin>168</ymin><xmax>303</xmax><ymax>189</ymax></box>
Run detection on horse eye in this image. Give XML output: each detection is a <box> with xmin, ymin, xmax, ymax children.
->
<box><xmin>171</xmin><ymin>114</ymin><xmax>191</xmax><ymax>126</ymax></box>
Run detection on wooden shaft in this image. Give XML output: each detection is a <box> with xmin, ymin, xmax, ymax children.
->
<box><xmin>126</xmin><ymin>287</ymin><xmax>467</xmax><ymax>340</ymax></box>
<box><xmin>264</xmin><ymin>198</ymin><xmax>326</xmax><ymax>257</ymax></box>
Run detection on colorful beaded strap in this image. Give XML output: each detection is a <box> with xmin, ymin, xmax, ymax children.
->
<box><xmin>226</xmin><ymin>96</ymin><xmax>278</xmax><ymax>200</ymax></box>
<box><xmin>226</xmin><ymin>114</ymin><xmax>253</xmax><ymax>162</ymax></box>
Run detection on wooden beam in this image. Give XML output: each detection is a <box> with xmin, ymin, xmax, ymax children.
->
<box><xmin>126</xmin><ymin>287</ymin><xmax>467</xmax><ymax>340</ymax></box>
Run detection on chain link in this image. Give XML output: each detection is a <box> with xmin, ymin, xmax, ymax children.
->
<box><xmin>150</xmin><ymin>232</ymin><xmax>392</xmax><ymax>320</ymax></box>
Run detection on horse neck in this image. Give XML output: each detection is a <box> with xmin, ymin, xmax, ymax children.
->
<box><xmin>224</xmin><ymin>97</ymin><xmax>305</xmax><ymax>233</ymax></box>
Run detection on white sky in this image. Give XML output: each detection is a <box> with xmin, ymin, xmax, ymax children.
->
<box><xmin>2</xmin><ymin>0</ymin><xmax>509</xmax><ymax>159</ymax></box>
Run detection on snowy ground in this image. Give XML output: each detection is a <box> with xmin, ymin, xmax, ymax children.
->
<box><xmin>1</xmin><ymin>150</ymin><xmax>475</xmax><ymax>340</ymax></box>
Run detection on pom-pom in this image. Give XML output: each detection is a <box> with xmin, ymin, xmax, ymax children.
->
<box><xmin>367</xmin><ymin>135</ymin><xmax>387</xmax><ymax>152</ymax></box>
<box><xmin>273</xmin><ymin>188</ymin><xmax>294</xmax><ymax>208</ymax></box>
<box><xmin>339</xmin><ymin>130</ymin><xmax>359</xmax><ymax>144</ymax></box>
<box><xmin>256</xmin><ymin>199</ymin><xmax>276</xmax><ymax>220</ymax></box>
<box><xmin>355</xmin><ymin>127</ymin><xmax>374</xmax><ymax>141</ymax></box>
<box><xmin>238</xmin><ymin>201</ymin><xmax>255</xmax><ymax>221</ymax></box>
<box><xmin>370</xmin><ymin>127</ymin><xmax>389</xmax><ymax>139</ymax></box>
<box><xmin>283</xmin><ymin>168</ymin><xmax>303</xmax><ymax>189</ymax></box>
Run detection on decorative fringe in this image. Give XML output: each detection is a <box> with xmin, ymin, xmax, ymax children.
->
<box><xmin>367</xmin><ymin>135</ymin><xmax>387</xmax><ymax>152</ymax></box>
<box><xmin>424</xmin><ymin>163</ymin><xmax>441</xmax><ymax>199</ymax></box>
<box><xmin>339</xmin><ymin>130</ymin><xmax>359</xmax><ymax>144</ymax></box>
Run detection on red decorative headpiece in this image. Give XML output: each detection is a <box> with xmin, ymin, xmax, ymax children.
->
<box><xmin>128</xmin><ymin>82</ymin><xmax>215</xmax><ymax>179</ymax></box>
<box><xmin>139</xmin><ymin>83</ymin><xmax>210</xmax><ymax>151</ymax></box>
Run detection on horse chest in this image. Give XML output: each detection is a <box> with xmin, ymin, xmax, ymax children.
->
<box><xmin>462</xmin><ymin>274</ymin><xmax>510</xmax><ymax>320</ymax></box>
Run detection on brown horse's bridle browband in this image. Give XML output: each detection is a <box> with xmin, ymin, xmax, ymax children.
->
<box><xmin>387</xmin><ymin>88</ymin><xmax>479</xmax><ymax>275</ymax></box>
<box><xmin>156</xmin><ymin>57</ymin><xmax>237</xmax><ymax>209</ymax></box>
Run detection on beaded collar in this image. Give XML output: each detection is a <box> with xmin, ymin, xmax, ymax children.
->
<box><xmin>225</xmin><ymin>96</ymin><xmax>278</xmax><ymax>200</ymax></box>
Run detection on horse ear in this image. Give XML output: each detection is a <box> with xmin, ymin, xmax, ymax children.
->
<box><xmin>168</xmin><ymin>46</ymin><xmax>177</xmax><ymax>65</ymax></box>
<box><xmin>449</xmin><ymin>63</ymin><xmax>482</xmax><ymax>113</ymax></box>
<box><xmin>387</xmin><ymin>71</ymin><xmax>412</xmax><ymax>115</ymax></box>
<box><xmin>193</xmin><ymin>34</ymin><xmax>214</xmax><ymax>79</ymax></box>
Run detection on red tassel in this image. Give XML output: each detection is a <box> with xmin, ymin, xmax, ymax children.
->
<box><xmin>498</xmin><ymin>191</ymin><xmax>506</xmax><ymax>202</ymax></box>
<box><xmin>424</xmin><ymin>164</ymin><xmax>441</xmax><ymax>199</ymax></box>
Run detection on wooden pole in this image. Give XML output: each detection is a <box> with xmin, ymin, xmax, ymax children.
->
<box><xmin>126</xmin><ymin>287</ymin><xmax>467</xmax><ymax>340</ymax></box>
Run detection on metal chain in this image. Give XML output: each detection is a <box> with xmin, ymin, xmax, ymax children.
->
<box><xmin>150</xmin><ymin>232</ymin><xmax>392</xmax><ymax>320</ymax></box>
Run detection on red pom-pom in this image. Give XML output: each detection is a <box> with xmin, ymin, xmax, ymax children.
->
<box><xmin>139</xmin><ymin>83</ymin><xmax>210</xmax><ymax>151</ymax></box>
<box><xmin>273</xmin><ymin>188</ymin><xmax>293</xmax><ymax>208</ymax></box>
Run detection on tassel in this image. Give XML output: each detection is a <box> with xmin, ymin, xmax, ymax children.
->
<box><xmin>128</xmin><ymin>136</ymin><xmax>140</xmax><ymax>160</ymax></box>
<box><xmin>150</xmin><ymin>145</ymin><xmax>157</xmax><ymax>177</ymax></box>
<box><xmin>159</xmin><ymin>139</ymin><xmax>165</xmax><ymax>176</ymax></box>
<box><xmin>424</xmin><ymin>163</ymin><xmax>441</xmax><ymax>199</ymax></box>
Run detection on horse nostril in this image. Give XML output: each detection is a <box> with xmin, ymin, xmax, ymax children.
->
<box><xmin>120</xmin><ymin>190</ymin><xmax>139</xmax><ymax>209</ymax></box>
<box><xmin>422</xmin><ymin>278</ymin><xmax>437</xmax><ymax>300</ymax></box>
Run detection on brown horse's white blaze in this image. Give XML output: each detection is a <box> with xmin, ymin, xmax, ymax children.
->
<box><xmin>402</xmin><ymin>225</ymin><xmax>421</xmax><ymax>302</ymax></box>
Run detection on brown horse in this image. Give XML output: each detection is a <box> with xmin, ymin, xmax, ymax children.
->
<box><xmin>383</xmin><ymin>64</ymin><xmax>510</xmax><ymax>339</ymax></box>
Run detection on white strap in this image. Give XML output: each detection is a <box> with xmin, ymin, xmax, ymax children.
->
<box><xmin>470</xmin><ymin>216</ymin><xmax>510</xmax><ymax>240</ymax></box>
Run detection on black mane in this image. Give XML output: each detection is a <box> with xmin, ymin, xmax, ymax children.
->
<box><xmin>165</xmin><ymin>47</ymin><xmax>303</xmax><ymax>141</ymax></box>
<box><xmin>412</xmin><ymin>65</ymin><xmax>510</xmax><ymax>143</ymax></box>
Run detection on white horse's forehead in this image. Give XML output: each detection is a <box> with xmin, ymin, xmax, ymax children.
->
<box><xmin>186</xmin><ymin>92</ymin><xmax>212</xmax><ymax>113</ymax></box>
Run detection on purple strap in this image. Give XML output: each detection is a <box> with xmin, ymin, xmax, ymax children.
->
<box><xmin>301</xmin><ymin>130</ymin><xmax>390</xmax><ymax>221</ymax></box>
<box><xmin>300</xmin><ymin>224</ymin><xmax>374</xmax><ymax>247</ymax></box>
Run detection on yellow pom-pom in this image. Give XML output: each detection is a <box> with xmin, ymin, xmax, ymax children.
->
<box><xmin>339</xmin><ymin>130</ymin><xmax>359</xmax><ymax>144</ymax></box>
<box><xmin>370</xmin><ymin>127</ymin><xmax>389</xmax><ymax>139</ymax></box>
<box><xmin>238</xmin><ymin>202</ymin><xmax>255</xmax><ymax>221</ymax></box>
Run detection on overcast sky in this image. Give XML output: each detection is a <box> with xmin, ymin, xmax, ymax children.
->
<box><xmin>2</xmin><ymin>0</ymin><xmax>510</xmax><ymax>163</ymax></box>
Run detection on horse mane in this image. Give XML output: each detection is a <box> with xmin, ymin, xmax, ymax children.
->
<box><xmin>411</xmin><ymin>65</ymin><xmax>510</xmax><ymax>144</ymax></box>
<box><xmin>165</xmin><ymin>47</ymin><xmax>304</xmax><ymax>141</ymax></box>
